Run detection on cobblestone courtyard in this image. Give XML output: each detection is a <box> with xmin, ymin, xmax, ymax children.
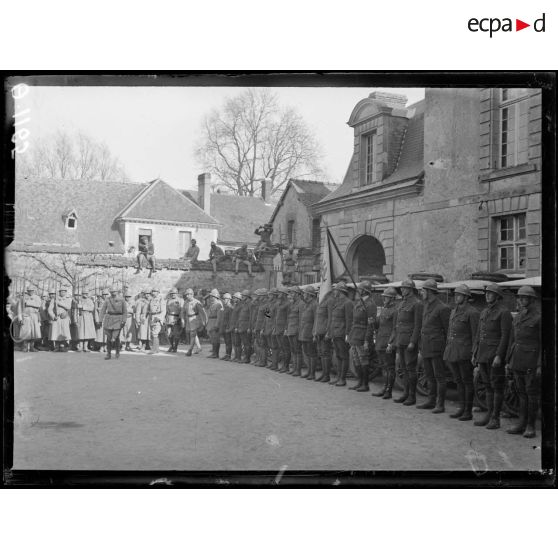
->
<box><xmin>12</xmin><ymin>349</ymin><xmax>541</xmax><ymax>471</ymax></box>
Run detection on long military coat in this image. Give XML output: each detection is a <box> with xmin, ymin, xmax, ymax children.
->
<box><xmin>420</xmin><ymin>297</ymin><xmax>451</xmax><ymax>358</ymax></box>
<box><xmin>506</xmin><ymin>305</ymin><xmax>541</xmax><ymax>372</ymax></box>
<box><xmin>473</xmin><ymin>302</ymin><xmax>512</xmax><ymax>364</ymax></box>
<box><xmin>348</xmin><ymin>297</ymin><xmax>377</xmax><ymax>346</ymax></box>
<box><xmin>375</xmin><ymin>301</ymin><xmax>399</xmax><ymax>352</ymax></box>
<box><xmin>328</xmin><ymin>296</ymin><xmax>354</xmax><ymax>339</ymax></box>
<box><xmin>100</xmin><ymin>297</ymin><xmax>127</xmax><ymax>332</ymax></box>
<box><xmin>390</xmin><ymin>295</ymin><xmax>422</xmax><ymax>347</ymax></box>
<box><xmin>443</xmin><ymin>302</ymin><xmax>479</xmax><ymax>362</ymax></box>
<box><xmin>299</xmin><ymin>299</ymin><xmax>317</xmax><ymax>342</ymax></box>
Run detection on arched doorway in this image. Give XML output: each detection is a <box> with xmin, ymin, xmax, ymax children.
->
<box><xmin>346</xmin><ymin>235</ymin><xmax>386</xmax><ymax>279</ymax></box>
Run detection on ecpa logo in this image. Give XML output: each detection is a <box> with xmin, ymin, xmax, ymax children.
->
<box><xmin>468</xmin><ymin>13</ymin><xmax>546</xmax><ymax>37</ymax></box>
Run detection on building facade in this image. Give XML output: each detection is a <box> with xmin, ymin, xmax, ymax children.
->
<box><xmin>313</xmin><ymin>88</ymin><xmax>542</xmax><ymax>282</ymax></box>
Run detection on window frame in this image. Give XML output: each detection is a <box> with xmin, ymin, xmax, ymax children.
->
<box><xmin>498</xmin><ymin>88</ymin><xmax>530</xmax><ymax>169</ymax></box>
<box><xmin>360</xmin><ymin>130</ymin><xmax>377</xmax><ymax>186</ymax></box>
<box><xmin>65</xmin><ymin>212</ymin><xmax>77</xmax><ymax>230</ymax></box>
<box><xmin>495</xmin><ymin>213</ymin><xmax>527</xmax><ymax>272</ymax></box>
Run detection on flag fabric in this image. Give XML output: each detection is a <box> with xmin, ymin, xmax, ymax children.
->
<box><xmin>319</xmin><ymin>228</ymin><xmax>346</xmax><ymax>302</ymax></box>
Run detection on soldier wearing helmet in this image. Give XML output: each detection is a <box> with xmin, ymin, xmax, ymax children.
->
<box><xmin>372</xmin><ymin>287</ymin><xmax>400</xmax><ymax>399</ymax></box>
<box><xmin>298</xmin><ymin>285</ymin><xmax>319</xmax><ymax>380</ymax></box>
<box><xmin>206</xmin><ymin>288</ymin><xmax>224</xmax><ymax>359</ymax></box>
<box><xmin>18</xmin><ymin>285</ymin><xmax>42</xmax><ymax>352</ymax></box>
<box><xmin>285</xmin><ymin>287</ymin><xmax>303</xmax><ymax>376</ymax></box>
<box><xmin>390</xmin><ymin>279</ymin><xmax>423</xmax><ymax>405</ymax></box>
<box><xmin>248</xmin><ymin>290</ymin><xmax>262</xmax><ymax>365</ymax></box>
<box><xmin>312</xmin><ymin>286</ymin><xmax>335</xmax><ymax>383</ymax></box>
<box><xmin>263</xmin><ymin>289</ymin><xmax>279</xmax><ymax>368</ymax></box>
<box><xmin>165</xmin><ymin>287</ymin><xmax>183</xmax><ymax>353</ymax></box>
<box><xmin>99</xmin><ymin>285</ymin><xmax>127</xmax><ymax>360</ymax></box>
<box><xmin>417</xmin><ymin>279</ymin><xmax>451</xmax><ymax>413</ymax></box>
<box><xmin>443</xmin><ymin>284</ymin><xmax>480</xmax><ymax>421</ymax></box>
<box><xmin>505</xmin><ymin>285</ymin><xmax>541</xmax><ymax>438</ymax></box>
<box><xmin>271</xmin><ymin>287</ymin><xmax>289</xmax><ymax>372</ymax></box>
<box><xmin>472</xmin><ymin>283</ymin><xmax>513</xmax><ymax>430</ymax></box>
<box><xmin>229</xmin><ymin>292</ymin><xmax>244</xmax><ymax>362</ymax></box>
<box><xmin>220</xmin><ymin>292</ymin><xmax>234</xmax><ymax>361</ymax></box>
<box><xmin>347</xmin><ymin>281</ymin><xmax>378</xmax><ymax>392</ymax></box>
<box><xmin>237</xmin><ymin>290</ymin><xmax>254</xmax><ymax>363</ymax></box>
<box><xmin>94</xmin><ymin>288</ymin><xmax>110</xmax><ymax>352</ymax></box>
<box><xmin>253</xmin><ymin>289</ymin><xmax>270</xmax><ymax>367</ymax></box>
<box><xmin>327</xmin><ymin>282</ymin><xmax>354</xmax><ymax>387</ymax></box>
<box><xmin>181</xmin><ymin>287</ymin><xmax>208</xmax><ymax>357</ymax></box>
<box><xmin>135</xmin><ymin>290</ymin><xmax>152</xmax><ymax>352</ymax></box>
<box><xmin>121</xmin><ymin>292</ymin><xmax>136</xmax><ymax>352</ymax></box>
<box><xmin>146</xmin><ymin>287</ymin><xmax>165</xmax><ymax>355</ymax></box>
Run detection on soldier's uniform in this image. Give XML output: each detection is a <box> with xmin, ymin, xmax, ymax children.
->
<box><xmin>443</xmin><ymin>284</ymin><xmax>480</xmax><ymax>420</ymax></box>
<box><xmin>328</xmin><ymin>283</ymin><xmax>354</xmax><ymax>387</ymax></box>
<box><xmin>94</xmin><ymin>291</ymin><xmax>109</xmax><ymax>350</ymax></box>
<box><xmin>206</xmin><ymin>289</ymin><xmax>224</xmax><ymax>359</ymax></box>
<box><xmin>472</xmin><ymin>283</ymin><xmax>513</xmax><ymax>429</ymax></box>
<box><xmin>286</xmin><ymin>288</ymin><xmax>302</xmax><ymax>376</ymax></box>
<box><xmin>18</xmin><ymin>288</ymin><xmax>42</xmax><ymax>350</ymax></box>
<box><xmin>264</xmin><ymin>291</ymin><xmax>278</xmax><ymax>367</ymax></box>
<box><xmin>165</xmin><ymin>288</ymin><xmax>183</xmax><ymax>352</ymax></box>
<box><xmin>313</xmin><ymin>290</ymin><xmax>334</xmax><ymax>382</ymax></box>
<box><xmin>181</xmin><ymin>289</ymin><xmax>207</xmax><ymax>356</ymax></box>
<box><xmin>230</xmin><ymin>293</ymin><xmax>243</xmax><ymax>361</ymax></box>
<box><xmin>273</xmin><ymin>288</ymin><xmax>290</xmax><ymax>371</ymax></box>
<box><xmin>390</xmin><ymin>280</ymin><xmax>422</xmax><ymax>405</ymax></box>
<box><xmin>100</xmin><ymin>289</ymin><xmax>127</xmax><ymax>359</ymax></box>
<box><xmin>505</xmin><ymin>286</ymin><xmax>541</xmax><ymax>438</ymax></box>
<box><xmin>299</xmin><ymin>286</ymin><xmax>318</xmax><ymax>380</ymax></box>
<box><xmin>254</xmin><ymin>291</ymin><xmax>269</xmax><ymax>366</ymax></box>
<box><xmin>121</xmin><ymin>294</ymin><xmax>136</xmax><ymax>350</ymax></box>
<box><xmin>147</xmin><ymin>288</ymin><xmax>165</xmax><ymax>354</ymax></box>
<box><xmin>220</xmin><ymin>293</ymin><xmax>234</xmax><ymax>360</ymax></box>
<box><xmin>348</xmin><ymin>282</ymin><xmax>377</xmax><ymax>392</ymax></box>
<box><xmin>135</xmin><ymin>292</ymin><xmax>151</xmax><ymax>350</ymax></box>
<box><xmin>249</xmin><ymin>291</ymin><xmax>261</xmax><ymax>364</ymax></box>
<box><xmin>77</xmin><ymin>292</ymin><xmax>96</xmax><ymax>349</ymax></box>
<box><xmin>237</xmin><ymin>290</ymin><xmax>253</xmax><ymax>363</ymax></box>
<box><xmin>48</xmin><ymin>288</ymin><xmax>72</xmax><ymax>351</ymax></box>
<box><xmin>39</xmin><ymin>295</ymin><xmax>50</xmax><ymax>348</ymax></box>
<box><xmin>372</xmin><ymin>287</ymin><xmax>399</xmax><ymax>399</ymax></box>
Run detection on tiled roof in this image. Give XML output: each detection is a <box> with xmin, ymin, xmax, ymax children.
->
<box><xmin>120</xmin><ymin>179</ymin><xmax>219</xmax><ymax>225</ymax></box>
<box><xmin>177</xmin><ymin>190</ymin><xmax>275</xmax><ymax>245</ymax></box>
<box><xmin>10</xmin><ymin>178</ymin><xmax>147</xmax><ymax>253</ymax></box>
<box><xmin>318</xmin><ymin>100</ymin><xmax>425</xmax><ymax>205</ymax></box>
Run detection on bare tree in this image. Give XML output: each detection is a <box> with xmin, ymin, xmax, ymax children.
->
<box><xmin>16</xmin><ymin>130</ymin><xmax>128</xmax><ymax>182</ymax></box>
<box><xmin>195</xmin><ymin>89</ymin><xmax>323</xmax><ymax>197</ymax></box>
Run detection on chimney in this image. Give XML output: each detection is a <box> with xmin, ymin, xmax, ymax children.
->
<box><xmin>198</xmin><ymin>173</ymin><xmax>211</xmax><ymax>215</ymax></box>
<box><xmin>368</xmin><ymin>91</ymin><xmax>408</xmax><ymax>110</ymax></box>
<box><xmin>261</xmin><ymin>178</ymin><xmax>272</xmax><ymax>204</ymax></box>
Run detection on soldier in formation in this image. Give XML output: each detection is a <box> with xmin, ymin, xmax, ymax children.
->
<box><xmin>99</xmin><ymin>286</ymin><xmax>127</xmax><ymax>360</ymax></box>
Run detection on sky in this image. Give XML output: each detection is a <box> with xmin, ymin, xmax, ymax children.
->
<box><xmin>18</xmin><ymin>86</ymin><xmax>425</xmax><ymax>188</ymax></box>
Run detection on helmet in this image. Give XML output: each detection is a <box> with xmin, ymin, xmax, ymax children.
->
<box><xmin>259</xmin><ymin>288</ymin><xmax>268</xmax><ymax>295</ymax></box>
<box><xmin>124</xmin><ymin>293</ymin><xmax>132</xmax><ymax>298</ymax></box>
<box><xmin>485</xmin><ymin>283</ymin><xmax>503</xmax><ymax>298</ymax></box>
<box><xmin>59</xmin><ymin>285</ymin><xmax>69</xmax><ymax>292</ymax></box>
<box><xmin>401</xmin><ymin>279</ymin><xmax>416</xmax><ymax>289</ymax></box>
<box><xmin>81</xmin><ymin>289</ymin><xmax>89</xmax><ymax>295</ymax></box>
<box><xmin>334</xmin><ymin>282</ymin><xmax>349</xmax><ymax>294</ymax></box>
<box><xmin>209</xmin><ymin>288</ymin><xmax>220</xmax><ymax>298</ymax></box>
<box><xmin>303</xmin><ymin>285</ymin><xmax>317</xmax><ymax>295</ymax></box>
<box><xmin>185</xmin><ymin>288</ymin><xmax>194</xmax><ymax>296</ymax></box>
<box><xmin>421</xmin><ymin>279</ymin><xmax>439</xmax><ymax>293</ymax></box>
<box><xmin>233</xmin><ymin>292</ymin><xmax>243</xmax><ymax>300</ymax></box>
<box><xmin>241</xmin><ymin>289</ymin><xmax>251</xmax><ymax>298</ymax></box>
<box><xmin>49</xmin><ymin>289</ymin><xmax>56</xmax><ymax>295</ymax></box>
<box><xmin>517</xmin><ymin>285</ymin><xmax>537</xmax><ymax>298</ymax></box>
<box><xmin>358</xmin><ymin>280</ymin><xmax>372</xmax><ymax>293</ymax></box>
<box><xmin>277</xmin><ymin>286</ymin><xmax>289</xmax><ymax>295</ymax></box>
<box><xmin>102</xmin><ymin>289</ymin><xmax>110</xmax><ymax>296</ymax></box>
<box><xmin>169</xmin><ymin>287</ymin><xmax>178</xmax><ymax>294</ymax></box>
<box><xmin>382</xmin><ymin>287</ymin><xmax>398</xmax><ymax>298</ymax></box>
<box><xmin>26</xmin><ymin>286</ymin><xmax>35</xmax><ymax>291</ymax></box>
<box><xmin>151</xmin><ymin>287</ymin><xmax>160</xmax><ymax>293</ymax></box>
<box><xmin>454</xmin><ymin>284</ymin><xmax>471</xmax><ymax>297</ymax></box>
<box><xmin>222</xmin><ymin>292</ymin><xmax>232</xmax><ymax>300</ymax></box>
<box><xmin>109</xmin><ymin>287</ymin><xmax>119</xmax><ymax>293</ymax></box>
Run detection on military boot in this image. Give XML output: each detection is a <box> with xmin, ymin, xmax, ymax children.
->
<box><xmin>486</xmin><ymin>392</ymin><xmax>504</xmax><ymax>429</ymax></box>
<box><xmin>317</xmin><ymin>358</ymin><xmax>331</xmax><ymax>382</ymax></box>
<box><xmin>349</xmin><ymin>365</ymin><xmax>363</xmax><ymax>390</ymax></box>
<box><xmin>403</xmin><ymin>375</ymin><xmax>417</xmax><ymax>406</ymax></box>
<box><xmin>329</xmin><ymin>357</ymin><xmax>341</xmax><ymax>384</ymax></box>
<box><xmin>458</xmin><ymin>385</ymin><xmax>474</xmax><ymax>421</ymax></box>
<box><xmin>306</xmin><ymin>358</ymin><xmax>316</xmax><ymax>380</ymax></box>
<box><xmin>450</xmin><ymin>384</ymin><xmax>465</xmax><ymax>418</ymax></box>
<box><xmin>507</xmin><ymin>399</ymin><xmax>527</xmax><ymax>434</ymax></box>
<box><xmin>382</xmin><ymin>369</ymin><xmax>396</xmax><ymax>399</ymax></box>
<box><xmin>417</xmin><ymin>379</ymin><xmax>436</xmax><ymax>409</ymax></box>
<box><xmin>105</xmin><ymin>341</ymin><xmax>112</xmax><ymax>360</ymax></box>
<box><xmin>151</xmin><ymin>336</ymin><xmax>160</xmax><ymax>355</ymax></box>
<box><xmin>279</xmin><ymin>351</ymin><xmax>290</xmax><ymax>373</ymax></box>
<box><xmin>523</xmin><ymin>397</ymin><xmax>538</xmax><ymax>438</ymax></box>
<box><xmin>357</xmin><ymin>367</ymin><xmax>370</xmax><ymax>392</ymax></box>
<box><xmin>293</xmin><ymin>354</ymin><xmax>302</xmax><ymax>377</ymax></box>
<box><xmin>335</xmin><ymin>360</ymin><xmax>347</xmax><ymax>387</ymax></box>
<box><xmin>372</xmin><ymin>373</ymin><xmax>388</xmax><ymax>397</ymax></box>
<box><xmin>394</xmin><ymin>373</ymin><xmax>408</xmax><ymax>403</ymax></box>
<box><xmin>432</xmin><ymin>382</ymin><xmax>447</xmax><ymax>414</ymax></box>
<box><xmin>269</xmin><ymin>349</ymin><xmax>279</xmax><ymax>371</ymax></box>
<box><xmin>474</xmin><ymin>391</ymin><xmax>493</xmax><ymax>426</ymax></box>
<box><xmin>114</xmin><ymin>342</ymin><xmax>120</xmax><ymax>359</ymax></box>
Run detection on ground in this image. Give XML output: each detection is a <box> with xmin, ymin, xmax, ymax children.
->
<box><xmin>12</xmin><ymin>347</ymin><xmax>541</xmax><ymax>471</ymax></box>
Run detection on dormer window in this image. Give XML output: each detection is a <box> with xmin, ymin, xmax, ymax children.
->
<box><xmin>63</xmin><ymin>209</ymin><xmax>78</xmax><ymax>230</ymax></box>
<box><xmin>361</xmin><ymin>131</ymin><xmax>377</xmax><ymax>186</ymax></box>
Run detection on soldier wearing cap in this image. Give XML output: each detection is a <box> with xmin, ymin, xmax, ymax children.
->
<box><xmin>313</xmin><ymin>287</ymin><xmax>335</xmax><ymax>382</ymax></box>
<box><xmin>249</xmin><ymin>290</ymin><xmax>262</xmax><ymax>364</ymax></box>
<box><xmin>17</xmin><ymin>285</ymin><xmax>42</xmax><ymax>352</ymax></box>
<box><xmin>181</xmin><ymin>288</ymin><xmax>208</xmax><ymax>357</ymax></box>
<box><xmin>220</xmin><ymin>292</ymin><xmax>234</xmax><ymax>361</ymax></box>
<box><xmin>165</xmin><ymin>287</ymin><xmax>183</xmax><ymax>353</ymax></box>
<box><xmin>299</xmin><ymin>285</ymin><xmax>318</xmax><ymax>380</ymax></box>
<box><xmin>229</xmin><ymin>292</ymin><xmax>243</xmax><ymax>361</ymax></box>
<box><xmin>206</xmin><ymin>288</ymin><xmax>224</xmax><ymax>359</ymax></box>
<box><xmin>147</xmin><ymin>287</ymin><xmax>165</xmax><ymax>355</ymax></box>
<box><xmin>271</xmin><ymin>287</ymin><xmax>289</xmax><ymax>371</ymax></box>
<box><xmin>262</xmin><ymin>289</ymin><xmax>277</xmax><ymax>367</ymax></box>
<box><xmin>135</xmin><ymin>291</ymin><xmax>151</xmax><ymax>351</ymax></box>
<box><xmin>94</xmin><ymin>289</ymin><xmax>109</xmax><ymax>352</ymax></box>
<box><xmin>348</xmin><ymin>281</ymin><xmax>377</xmax><ymax>392</ymax></box>
<box><xmin>39</xmin><ymin>292</ymin><xmax>51</xmax><ymax>349</ymax></box>
<box><xmin>505</xmin><ymin>285</ymin><xmax>541</xmax><ymax>438</ymax></box>
<box><xmin>254</xmin><ymin>289</ymin><xmax>270</xmax><ymax>366</ymax></box>
<box><xmin>99</xmin><ymin>286</ymin><xmax>127</xmax><ymax>360</ymax></box>
<box><xmin>443</xmin><ymin>284</ymin><xmax>480</xmax><ymax>420</ymax></box>
<box><xmin>285</xmin><ymin>287</ymin><xmax>302</xmax><ymax>375</ymax></box>
<box><xmin>76</xmin><ymin>289</ymin><xmax>96</xmax><ymax>352</ymax></box>
<box><xmin>236</xmin><ymin>290</ymin><xmax>254</xmax><ymax>364</ymax></box>
<box><xmin>472</xmin><ymin>283</ymin><xmax>513</xmax><ymax>430</ymax></box>
<box><xmin>327</xmin><ymin>282</ymin><xmax>354</xmax><ymax>387</ymax></box>
<box><xmin>389</xmin><ymin>279</ymin><xmax>423</xmax><ymax>405</ymax></box>
<box><xmin>69</xmin><ymin>289</ymin><xmax>82</xmax><ymax>351</ymax></box>
<box><xmin>209</xmin><ymin>241</ymin><xmax>226</xmax><ymax>275</ymax></box>
<box><xmin>47</xmin><ymin>285</ymin><xmax>72</xmax><ymax>352</ymax></box>
<box><xmin>121</xmin><ymin>292</ymin><xmax>136</xmax><ymax>351</ymax></box>
<box><xmin>417</xmin><ymin>279</ymin><xmax>451</xmax><ymax>413</ymax></box>
<box><xmin>373</xmin><ymin>287</ymin><xmax>400</xmax><ymax>398</ymax></box>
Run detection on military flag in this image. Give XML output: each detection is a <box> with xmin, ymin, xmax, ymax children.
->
<box><xmin>319</xmin><ymin>228</ymin><xmax>346</xmax><ymax>302</ymax></box>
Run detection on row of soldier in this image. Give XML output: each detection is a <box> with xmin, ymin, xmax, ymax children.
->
<box><xmin>12</xmin><ymin>277</ymin><xmax>541</xmax><ymax>438</ymax></box>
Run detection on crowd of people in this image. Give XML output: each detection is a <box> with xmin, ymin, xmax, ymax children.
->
<box><xmin>10</xmin><ymin>277</ymin><xmax>541</xmax><ymax>439</ymax></box>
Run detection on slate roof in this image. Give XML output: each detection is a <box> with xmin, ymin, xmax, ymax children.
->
<box><xmin>11</xmin><ymin>178</ymin><xmax>147</xmax><ymax>253</ymax></box>
<box><xmin>318</xmin><ymin>100</ymin><xmax>425</xmax><ymax>205</ymax></box>
<box><xmin>177</xmin><ymin>190</ymin><xmax>275</xmax><ymax>245</ymax></box>
<box><xmin>270</xmin><ymin>179</ymin><xmax>336</xmax><ymax>222</ymax></box>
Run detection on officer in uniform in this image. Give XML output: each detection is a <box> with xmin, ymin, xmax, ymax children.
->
<box><xmin>328</xmin><ymin>282</ymin><xmax>354</xmax><ymax>387</ymax></box>
<box><xmin>39</xmin><ymin>293</ymin><xmax>51</xmax><ymax>349</ymax></box>
<box><xmin>206</xmin><ymin>288</ymin><xmax>224</xmax><ymax>359</ymax></box>
<box><xmin>443</xmin><ymin>284</ymin><xmax>480</xmax><ymax>420</ymax></box>
<box><xmin>18</xmin><ymin>286</ymin><xmax>42</xmax><ymax>352</ymax></box>
<box><xmin>390</xmin><ymin>279</ymin><xmax>422</xmax><ymax>405</ymax></box>
<box><xmin>182</xmin><ymin>288</ymin><xmax>207</xmax><ymax>357</ymax></box>
<box><xmin>254</xmin><ymin>289</ymin><xmax>269</xmax><ymax>367</ymax></box>
<box><xmin>230</xmin><ymin>292</ymin><xmax>243</xmax><ymax>362</ymax></box>
<box><xmin>237</xmin><ymin>290</ymin><xmax>253</xmax><ymax>364</ymax></box>
<box><xmin>220</xmin><ymin>292</ymin><xmax>234</xmax><ymax>361</ymax></box>
<box><xmin>48</xmin><ymin>285</ymin><xmax>72</xmax><ymax>352</ymax></box>
<box><xmin>99</xmin><ymin>286</ymin><xmax>127</xmax><ymax>360</ymax></box>
<box><xmin>472</xmin><ymin>283</ymin><xmax>513</xmax><ymax>429</ymax></box>
<box><xmin>348</xmin><ymin>281</ymin><xmax>377</xmax><ymax>392</ymax></box>
<box><xmin>249</xmin><ymin>290</ymin><xmax>262</xmax><ymax>364</ymax></box>
<box><xmin>77</xmin><ymin>289</ymin><xmax>96</xmax><ymax>352</ymax></box>
<box><xmin>285</xmin><ymin>287</ymin><xmax>302</xmax><ymax>375</ymax></box>
<box><xmin>299</xmin><ymin>285</ymin><xmax>318</xmax><ymax>380</ymax></box>
<box><xmin>313</xmin><ymin>288</ymin><xmax>335</xmax><ymax>383</ymax></box>
<box><xmin>147</xmin><ymin>287</ymin><xmax>165</xmax><ymax>355</ymax></box>
<box><xmin>135</xmin><ymin>291</ymin><xmax>151</xmax><ymax>351</ymax></box>
<box><xmin>373</xmin><ymin>287</ymin><xmax>399</xmax><ymax>398</ymax></box>
<box><xmin>121</xmin><ymin>292</ymin><xmax>136</xmax><ymax>351</ymax></box>
<box><xmin>94</xmin><ymin>289</ymin><xmax>109</xmax><ymax>352</ymax></box>
<box><xmin>272</xmin><ymin>287</ymin><xmax>289</xmax><ymax>371</ymax></box>
<box><xmin>418</xmin><ymin>279</ymin><xmax>451</xmax><ymax>413</ymax></box>
<box><xmin>165</xmin><ymin>287</ymin><xmax>183</xmax><ymax>353</ymax></box>
<box><xmin>264</xmin><ymin>289</ymin><xmax>279</xmax><ymax>368</ymax></box>
<box><xmin>505</xmin><ymin>286</ymin><xmax>541</xmax><ymax>438</ymax></box>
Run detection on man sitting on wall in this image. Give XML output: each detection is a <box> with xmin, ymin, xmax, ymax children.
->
<box><xmin>233</xmin><ymin>244</ymin><xmax>254</xmax><ymax>276</ymax></box>
<box><xmin>184</xmin><ymin>239</ymin><xmax>200</xmax><ymax>265</ymax></box>
<box><xmin>135</xmin><ymin>235</ymin><xmax>156</xmax><ymax>277</ymax></box>
<box><xmin>208</xmin><ymin>241</ymin><xmax>227</xmax><ymax>275</ymax></box>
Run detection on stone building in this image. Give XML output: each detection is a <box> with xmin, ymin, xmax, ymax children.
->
<box><xmin>313</xmin><ymin>88</ymin><xmax>542</xmax><ymax>282</ymax></box>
